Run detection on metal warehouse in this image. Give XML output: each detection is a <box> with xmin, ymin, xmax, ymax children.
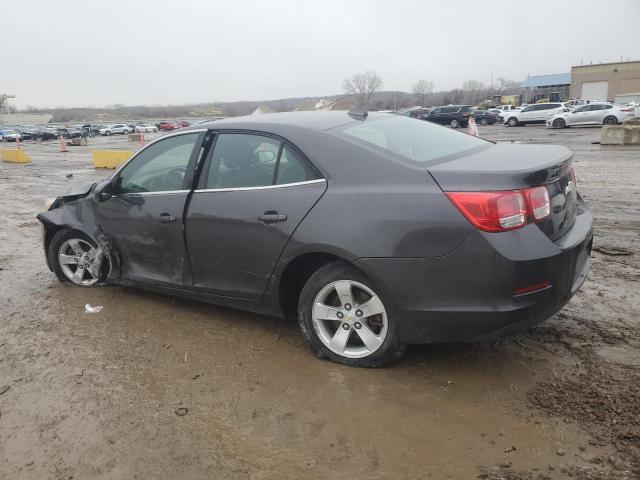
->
<box><xmin>570</xmin><ymin>60</ymin><xmax>640</xmax><ymax>102</ymax></box>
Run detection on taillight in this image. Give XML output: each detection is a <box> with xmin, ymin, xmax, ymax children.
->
<box><xmin>524</xmin><ymin>186</ymin><xmax>550</xmax><ymax>220</ymax></box>
<box><xmin>446</xmin><ymin>186</ymin><xmax>551</xmax><ymax>233</ymax></box>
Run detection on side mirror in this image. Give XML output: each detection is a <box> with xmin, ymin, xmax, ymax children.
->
<box><xmin>94</xmin><ymin>180</ymin><xmax>113</xmax><ymax>202</ymax></box>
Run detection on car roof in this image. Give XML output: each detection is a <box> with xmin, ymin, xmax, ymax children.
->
<box><xmin>185</xmin><ymin>111</ymin><xmax>393</xmax><ymax>133</ymax></box>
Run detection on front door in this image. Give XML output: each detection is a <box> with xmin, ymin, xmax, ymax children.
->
<box><xmin>185</xmin><ymin>132</ymin><xmax>326</xmax><ymax>298</ymax></box>
<box><xmin>97</xmin><ymin>131</ymin><xmax>205</xmax><ymax>285</ymax></box>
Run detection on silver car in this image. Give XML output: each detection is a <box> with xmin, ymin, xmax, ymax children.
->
<box><xmin>547</xmin><ymin>102</ymin><xmax>635</xmax><ymax>128</ymax></box>
<box><xmin>98</xmin><ymin>123</ymin><xmax>131</xmax><ymax>136</ymax></box>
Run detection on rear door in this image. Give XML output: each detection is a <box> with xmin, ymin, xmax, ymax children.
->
<box><xmin>185</xmin><ymin>132</ymin><xmax>327</xmax><ymax>298</ymax></box>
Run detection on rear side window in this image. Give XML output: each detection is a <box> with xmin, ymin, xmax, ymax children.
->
<box><xmin>204</xmin><ymin>133</ymin><xmax>321</xmax><ymax>189</ymax></box>
<box><xmin>206</xmin><ymin>134</ymin><xmax>280</xmax><ymax>188</ymax></box>
<box><xmin>339</xmin><ymin>116</ymin><xmax>488</xmax><ymax>164</ymax></box>
<box><xmin>275</xmin><ymin>146</ymin><xmax>319</xmax><ymax>185</ymax></box>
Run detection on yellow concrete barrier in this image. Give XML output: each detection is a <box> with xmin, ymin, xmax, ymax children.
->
<box><xmin>92</xmin><ymin>150</ymin><xmax>133</xmax><ymax>169</ymax></box>
<box><xmin>2</xmin><ymin>148</ymin><xmax>32</xmax><ymax>163</ymax></box>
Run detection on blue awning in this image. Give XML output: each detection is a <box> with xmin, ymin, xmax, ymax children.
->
<box><xmin>520</xmin><ymin>73</ymin><xmax>571</xmax><ymax>88</ymax></box>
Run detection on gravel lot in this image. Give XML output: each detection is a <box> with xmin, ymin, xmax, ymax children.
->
<box><xmin>1</xmin><ymin>124</ymin><xmax>639</xmax><ymax>479</ymax></box>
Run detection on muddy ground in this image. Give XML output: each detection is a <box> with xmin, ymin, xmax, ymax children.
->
<box><xmin>0</xmin><ymin>124</ymin><xmax>638</xmax><ymax>479</ymax></box>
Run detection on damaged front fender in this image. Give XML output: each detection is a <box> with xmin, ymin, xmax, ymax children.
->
<box><xmin>36</xmin><ymin>183</ymin><xmax>118</xmax><ymax>280</ymax></box>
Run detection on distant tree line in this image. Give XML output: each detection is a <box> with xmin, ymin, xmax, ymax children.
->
<box><xmin>15</xmin><ymin>73</ymin><xmax>525</xmax><ymax>122</ymax></box>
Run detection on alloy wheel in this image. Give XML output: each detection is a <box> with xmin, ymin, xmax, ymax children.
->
<box><xmin>312</xmin><ymin>280</ymin><xmax>388</xmax><ymax>359</ymax></box>
<box><xmin>450</xmin><ymin>119</ymin><xmax>460</xmax><ymax>128</ymax></box>
<box><xmin>58</xmin><ymin>239</ymin><xmax>100</xmax><ymax>286</ymax></box>
<box><xmin>603</xmin><ymin>116</ymin><xmax>617</xmax><ymax>125</ymax></box>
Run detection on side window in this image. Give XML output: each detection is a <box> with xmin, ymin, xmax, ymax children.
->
<box><xmin>574</xmin><ymin>106</ymin><xmax>587</xmax><ymax>113</ymax></box>
<box><xmin>603</xmin><ymin>104</ymin><xmax>613</xmax><ymax>110</ymax></box>
<box><xmin>117</xmin><ymin>133</ymin><xmax>200</xmax><ymax>194</ymax></box>
<box><xmin>521</xmin><ymin>106</ymin><xmax>533</xmax><ymax>112</ymax></box>
<box><xmin>431</xmin><ymin>108</ymin><xmax>441</xmax><ymax>115</ymax></box>
<box><xmin>275</xmin><ymin>146</ymin><xmax>320</xmax><ymax>185</ymax></box>
<box><xmin>206</xmin><ymin>134</ymin><xmax>280</xmax><ymax>189</ymax></box>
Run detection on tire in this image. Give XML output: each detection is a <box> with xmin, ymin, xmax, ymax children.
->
<box><xmin>480</xmin><ymin>118</ymin><xmax>488</xmax><ymax>126</ymax></box>
<box><xmin>553</xmin><ymin>118</ymin><xmax>566</xmax><ymax>129</ymax></box>
<box><xmin>603</xmin><ymin>116</ymin><xmax>618</xmax><ymax>126</ymax></box>
<box><xmin>48</xmin><ymin>229</ymin><xmax>108</xmax><ymax>286</ymax></box>
<box><xmin>450</xmin><ymin>119</ymin><xmax>460</xmax><ymax>128</ymax></box>
<box><xmin>507</xmin><ymin>117</ymin><xmax>520</xmax><ymax>127</ymax></box>
<box><xmin>105</xmin><ymin>130</ymin><xmax>112</xmax><ymax>136</ymax></box>
<box><xmin>298</xmin><ymin>261</ymin><xmax>406</xmax><ymax>367</ymax></box>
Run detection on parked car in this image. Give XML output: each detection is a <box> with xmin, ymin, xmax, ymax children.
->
<box><xmin>135</xmin><ymin>123</ymin><xmax>159</xmax><ymax>133</ymax></box>
<box><xmin>56</xmin><ymin>127</ymin><xmax>83</xmax><ymax>139</ymax></box>
<box><xmin>492</xmin><ymin>104</ymin><xmax>521</xmax><ymax>121</ymax></box>
<box><xmin>471</xmin><ymin>110</ymin><xmax>498</xmax><ymax>125</ymax></box>
<box><xmin>405</xmin><ymin>108</ymin><xmax>431</xmax><ymax>119</ymax></box>
<box><xmin>2</xmin><ymin>129</ymin><xmax>22</xmax><ymax>142</ymax></box>
<box><xmin>547</xmin><ymin>103</ymin><xmax>634</xmax><ymax>128</ymax></box>
<box><xmin>157</xmin><ymin>121</ymin><xmax>180</xmax><ymax>131</ymax></box>
<box><xmin>504</xmin><ymin>103</ymin><xmax>565</xmax><ymax>126</ymax></box>
<box><xmin>178</xmin><ymin>120</ymin><xmax>191</xmax><ymax>128</ymax></box>
<box><xmin>424</xmin><ymin>105</ymin><xmax>473</xmax><ymax>128</ymax></box>
<box><xmin>37</xmin><ymin>111</ymin><xmax>592</xmax><ymax>367</ymax></box>
<box><xmin>98</xmin><ymin>124</ymin><xmax>131</xmax><ymax>136</ymax></box>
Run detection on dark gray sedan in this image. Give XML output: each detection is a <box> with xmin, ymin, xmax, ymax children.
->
<box><xmin>38</xmin><ymin>111</ymin><xmax>593</xmax><ymax>367</ymax></box>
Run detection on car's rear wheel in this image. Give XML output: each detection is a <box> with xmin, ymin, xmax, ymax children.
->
<box><xmin>450</xmin><ymin>119</ymin><xmax>460</xmax><ymax>128</ymax></box>
<box><xmin>553</xmin><ymin>118</ymin><xmax>566</xmax><ymax>128</ymax></box>
<box><xmin>507</xmin><ymin>117</ymin><xmax>519</xmax><ymax>127</ymax></box>
<box><xmin>298</xmin><ymin>262</ymin><xmax>405</xmax><ymax>367</ymax></box>
<box><xmin>603</xmin><ymin>116</ymin><xmax>618</xmax><ymax>125</ymax></box>
<box><xmin>48</xmin><ymin>229</ymin><xmax>107</xmax><ymax>286</ymax></box>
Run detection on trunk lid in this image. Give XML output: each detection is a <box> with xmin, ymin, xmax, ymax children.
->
<box><xmin>428</xmin><ymin>144</ymin><xmax>578</xmax><ymax>241</ymax></box>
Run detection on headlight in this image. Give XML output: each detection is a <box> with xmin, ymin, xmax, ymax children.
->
<box><xmin>44</xmin><ymin>197</ymin><xmax>57</xmax><ymax>210</ymax></box>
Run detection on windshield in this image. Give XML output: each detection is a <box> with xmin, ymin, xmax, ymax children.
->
<box><xmin>338</xmin><ymin>116</ymin><xmax>489</xmax><ymax>163</ymax></box>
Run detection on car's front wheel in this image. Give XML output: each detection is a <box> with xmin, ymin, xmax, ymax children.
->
<box><xmin>553</xmin><ymin>118</ymin><xmax>566</xmax><ymax>128</ymax></box>
<box><xmin>298</xmin><ymin>262</ymin><xmax>405</xmax><ymax>367</ymax></box>
<box><xmin>507</xmin><ymin>117</ymin><xmax>520</xmax><ymax>127</ymax></box>
<box><xmin>105</xmin><ymin>130</ymin><xmax>112</xmax><ymax>136</ymax></box>
<box><xmin>48</xmin><ymin>229</ymin><xmax>107</xmax><ymax>286</ymax></box>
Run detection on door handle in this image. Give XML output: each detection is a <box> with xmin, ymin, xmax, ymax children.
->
<box><xmin>159</xmin><ymin>213</ymin><xmax>177</xmax><ymax>223</ymax></box>
<box><xmin>258</xmin><ymin>211</ymin><xmax>287</xmax><ymax>223</ymax></box>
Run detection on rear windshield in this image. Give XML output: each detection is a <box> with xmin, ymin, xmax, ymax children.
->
<box><xmin>338</xmin><ymin>116</ymin><xmax>489</xmax><ymax>163</ymax></box>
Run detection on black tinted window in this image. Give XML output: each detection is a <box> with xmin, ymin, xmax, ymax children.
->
<box><xmin>275</xmin><ymin>146</ymin><xmax>320</xmax><ymax>185</ymax></box>
<box><xmin>206</xmin><ymin>134</ymin><xmax>280</xmax><ymax>189</ymax></box>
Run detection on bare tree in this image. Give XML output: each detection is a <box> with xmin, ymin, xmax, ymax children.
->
<box><xmin>343</xmin><ymin>71</ymin><xmax>383</xmax><ymax>107</ymax></box>
<box><xmin>412</xmin><ymin>79</ymin><xmax>434</xmax><ymax>106</ymax></box>
<box><xmin>461</xmin><ymin>79</ymin><xmax>485</xmax><ymax>91</ymax></box>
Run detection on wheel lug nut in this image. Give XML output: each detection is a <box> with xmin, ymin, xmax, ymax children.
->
<box><xmin>355</xmin><ymin>310</ymin><xmax>363</xmax><ymax>317</ymax></box>
<box><xmin>336</xmin><ymin>312</ymin><xmax>344</xmax><ymax>319</ymax></box>
<box><xmin>342</xmin><ymin>323</ymin><xmax>350</xmax><ymax>330</ymax></box>
<box><xmin>344</xmin><ymin>303</ymin><xmax>352</xmax><ymax>311</ymax></box>
<box><xmin>354</xmin><ymin>322</ymin><xmax>362</xmax><ymax>329</ymax></box>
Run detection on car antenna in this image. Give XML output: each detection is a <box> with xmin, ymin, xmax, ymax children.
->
<box><xmin>348</xmin><ymin>108</ymin><xmax>368</xmax><ymax>121</ymax></box>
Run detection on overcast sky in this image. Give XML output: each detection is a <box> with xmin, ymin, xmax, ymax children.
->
<box><xmin>2</xmin><ymin>0</ymin><xmax>639</xmax><ymax>108</ymax></box>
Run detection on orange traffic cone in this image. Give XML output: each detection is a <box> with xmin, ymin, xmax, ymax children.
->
<box><xmin>59</xmin><ymin>135</ymin><xmax>68</xmax><ymax>153</ymax></box>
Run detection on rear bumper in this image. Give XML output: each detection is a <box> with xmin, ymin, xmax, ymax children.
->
<box><xmin>355</xmin><ymin>197</ymin><xmax>593</xmax><ymax>344</ymax></box>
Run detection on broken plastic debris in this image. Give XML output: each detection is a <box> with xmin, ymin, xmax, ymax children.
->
<box><xmin>84</xmin><ymin>304</ymin><xmax>103</xmax><ymax>314</ymax></box>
